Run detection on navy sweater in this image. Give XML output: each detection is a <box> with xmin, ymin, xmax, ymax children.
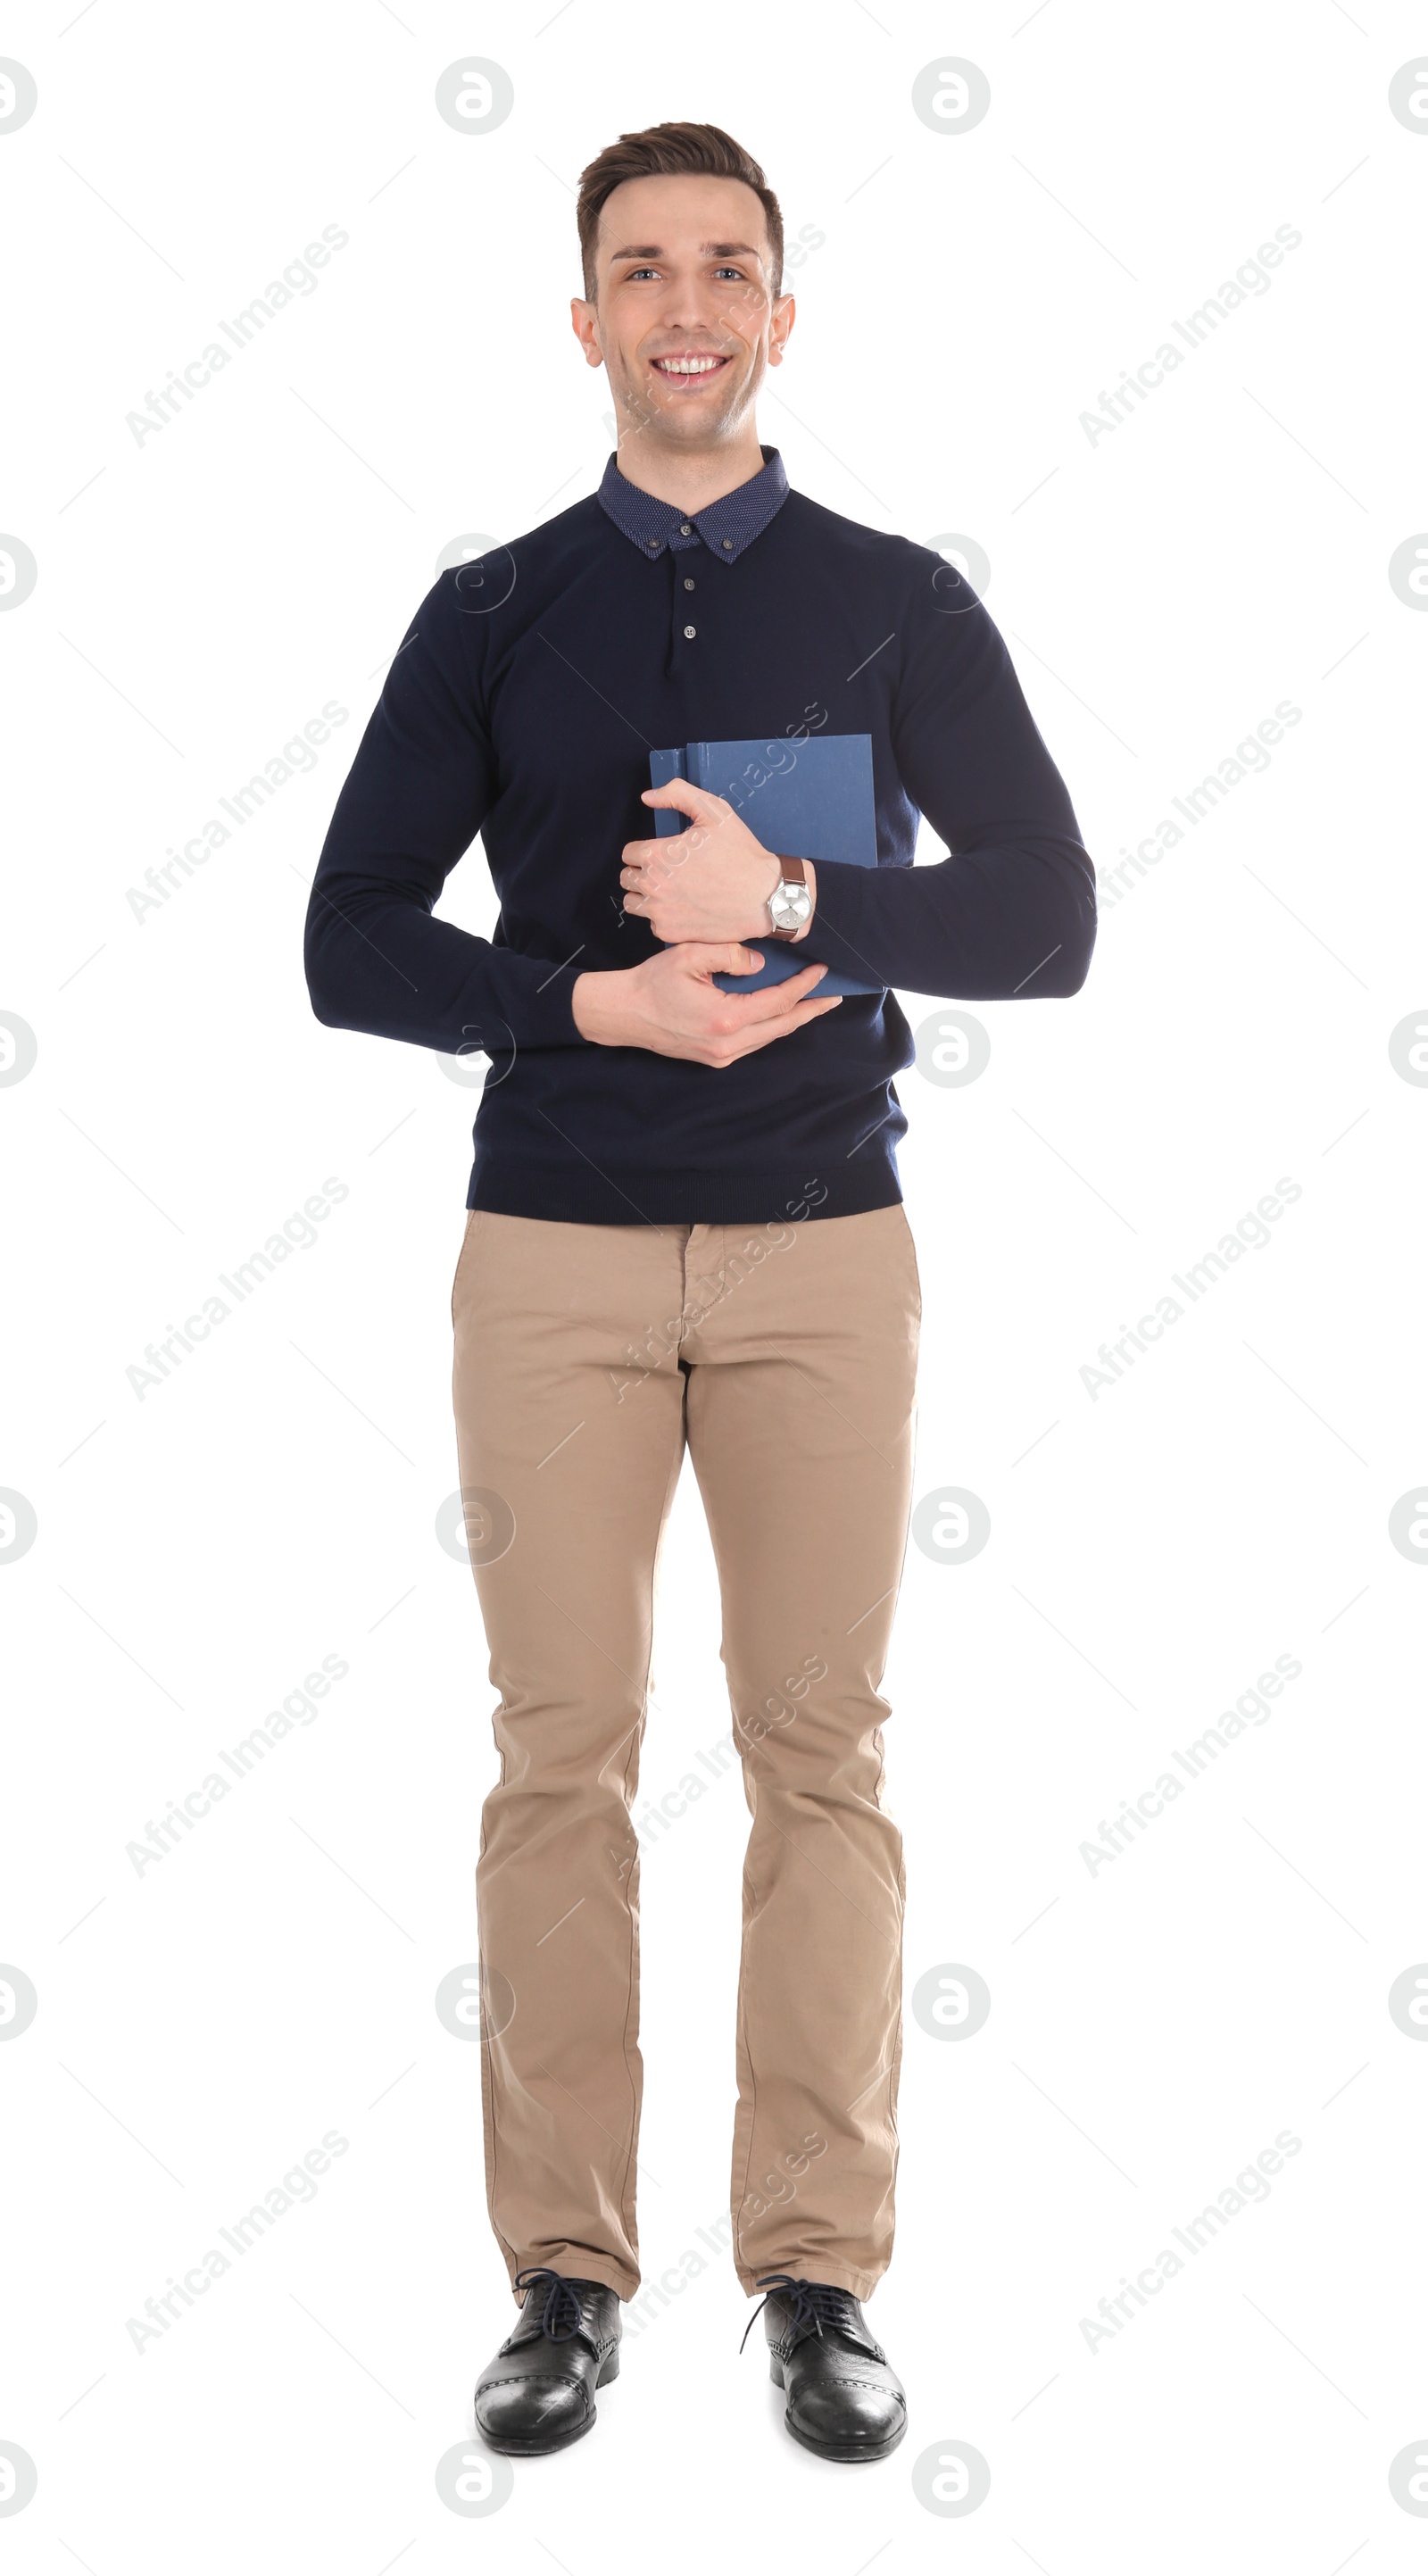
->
<box><xmin>305</xmin><ymin>453</ymin><xmax>1095</xmax><ymax>1225</ymax></box>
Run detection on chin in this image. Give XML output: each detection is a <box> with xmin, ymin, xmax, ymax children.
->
<box><xmin>664</xmin><ymin>391</ymin><xmax>750</xmax><ymax>439</ymax></box>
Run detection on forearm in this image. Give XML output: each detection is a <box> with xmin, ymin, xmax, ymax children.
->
<box><xmin>304</xmin><ymin>872</ymin><xmax>591</xmax><ymax>1055</ymax></box>
<box><xmin>570</xmin><ymin>964</ymin><xmax>642</xmax><ymax>1046</ymax></box>
<box><xmin>803</xmin><ymin>839</ymin><xmax>1097</xmax><ymax>1000</ymax></box>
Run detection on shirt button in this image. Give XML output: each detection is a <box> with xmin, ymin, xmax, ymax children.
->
<box><xmin>679</xmin><ymin>523</ymin><xmax>693</xmax><ymax>536</ymax></box>
<box><xmin>646</xmin><ymin>537</ymin><xmax>659</xmax><ymax>550</ymax></box>
<box><xmin>683</xmin><ymin>624</ymin><xmax>696</xmax><ymax>639</ymax></box>
<box><xmin>683</xmin><ymin>577</ymin><xmax>695</xmax><ymax>591</ymax></box>
<box><xmin>722</xmin><ymin>537</ymin><xmax>734</xmax><ymax>550</ymax></box>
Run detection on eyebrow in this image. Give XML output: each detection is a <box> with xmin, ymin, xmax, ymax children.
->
<box><xmin>605</xmin><ymin>241</ymin><xmax>764</xmax><ymax>264</ymax></box>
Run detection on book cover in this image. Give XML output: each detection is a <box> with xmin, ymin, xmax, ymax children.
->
<box><xmin>647</xmin><ymin>733</ymin><xmax>883</xmax><ymax>996</ymax></box>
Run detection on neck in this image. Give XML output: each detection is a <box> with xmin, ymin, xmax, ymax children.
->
<box><xmin>611</xmin><ymin>425</ymin><xmax>766</xmax><ymax>515</ymax></box>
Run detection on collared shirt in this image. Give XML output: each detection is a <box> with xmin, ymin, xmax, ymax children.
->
<box><xmin>307</xmin><ymin>454</ymin><xmax>1096</xmax><ymax>1226</ymax></box>
<box><xmin>596</xmin><ymin>443</ymin><xmax>791</xmax><ymax>564</ymax></box>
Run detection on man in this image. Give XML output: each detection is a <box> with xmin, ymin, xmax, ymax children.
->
<box><xmin>305</xmin><ymin>119</ymin><xmax>1095</xmax><ymax>2463</ymax></box>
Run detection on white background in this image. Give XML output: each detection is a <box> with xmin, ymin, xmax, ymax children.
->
<box><xmin>4</xmin><ymin>1</ymin><xmax>1427</xmax><ymax>2566</ymax></box>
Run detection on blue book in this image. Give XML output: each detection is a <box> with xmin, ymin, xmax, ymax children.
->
<box><xmin>649</xmin><ymin>732</ymin><xmax>883</xmax><ymax>995</ymax></box>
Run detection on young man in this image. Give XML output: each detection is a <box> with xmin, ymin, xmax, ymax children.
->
<box><xmin>305</xmin><ymin>120</ymin><xmax>1095</xmax><ymax>2463</ymax></box>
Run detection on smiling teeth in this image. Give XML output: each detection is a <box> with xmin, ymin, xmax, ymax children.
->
<box><xmin>658</xmin><ymin>357</ymin><xmax>722</xmax><ymax>373</ymax></box>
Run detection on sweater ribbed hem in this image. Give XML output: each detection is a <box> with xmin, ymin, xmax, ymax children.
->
<box><xmin>466</xmin><ymin>1156</ymin><xmax>903</xmax><ymax>1226</ymax></box>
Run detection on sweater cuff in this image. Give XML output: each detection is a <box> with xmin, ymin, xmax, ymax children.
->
<box><xmin>801</xmin><ymin>859</ymin><xmax>890</xmax><ymax>986</ymax></box>
<box><xmin>506</xmin><ymin>956</ymin><xmax>593</xmax><ymax>1050</ymax></box>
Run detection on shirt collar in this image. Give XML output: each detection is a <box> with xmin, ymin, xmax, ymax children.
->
<box><xmin>597</xmin><ymin>445</ymin><xmax>789</xmax><ymax>564</ymax></box>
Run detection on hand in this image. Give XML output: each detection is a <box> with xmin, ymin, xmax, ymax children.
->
<box><xmin>620</xmin><ymin>777</ymin><xmax>817</xmax><ymax>945</ymax></box>
<box><xmin>570</xmin><ymin>942</ymin><xmax>840</xmax><ymax>1067</ymax></box>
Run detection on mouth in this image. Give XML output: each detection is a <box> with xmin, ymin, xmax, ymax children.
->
<box><xmin>649</xmin><ymin>353</ymin><xmax>733</xmax><ymax>391</ymax></box>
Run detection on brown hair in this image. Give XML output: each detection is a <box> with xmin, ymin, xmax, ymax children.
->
<box><xmin>576</xmin><ymin>120</ymin><xmax>784</xmax><ymax>301</ymax></box>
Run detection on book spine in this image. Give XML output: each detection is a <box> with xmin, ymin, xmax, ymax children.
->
<box><xmin>651</xmin><ymin>745</ymin><xmax>689</xmax><ymax>838</ymax></box>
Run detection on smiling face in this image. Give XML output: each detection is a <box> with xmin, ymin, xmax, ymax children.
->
<box><xmin>571</xmin><ymin>171</ymin><xmax>793</xmax><ymax>456</ymax></box>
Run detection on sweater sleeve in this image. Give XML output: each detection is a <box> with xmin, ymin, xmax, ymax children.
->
<box><xmin>803</xmin><ymin>559</ymin><xmax>1098</xmax><ymax>1001</ymax></box>
<box><xmin>303</xmin><ymin>573</ymin><xmax>593</xmax><ymax>1056</ymax></box>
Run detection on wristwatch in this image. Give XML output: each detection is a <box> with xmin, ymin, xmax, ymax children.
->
<box><xmin>767</xmin><ymin>854</ymin><xmax>813</xmax><ymax>940</ymax></box>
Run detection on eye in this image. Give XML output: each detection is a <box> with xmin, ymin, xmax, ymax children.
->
<box><xmin>626</xmin><ymin>266</ymin><xmax>660</xmax><ymax>281</ymax></box>
<box><xmin>713</xmin><ymin>266</ymin><xmax>747</xmax><ymax>280</ymax></box>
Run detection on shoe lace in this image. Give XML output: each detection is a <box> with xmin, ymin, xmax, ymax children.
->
<box><xmin>738</xmin><ymin>2272</ymin><xmax>861</xmax><ymax>2355</ymax></box>
<box><xmin>513</xmin><ymin>2266</ymin><xmax>587</xmax><ymax>2342</ymax></box>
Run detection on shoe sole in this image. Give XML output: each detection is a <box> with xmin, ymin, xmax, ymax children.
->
<box><xmin>768</xmin><ymin>2354</ymin><xmax>907</xmax><ymax>2464</ymax></box>
<box><xmin>475</xmin><ymin>2347</ymin><xmax>619</xmax><ymax>2456</ymax></box>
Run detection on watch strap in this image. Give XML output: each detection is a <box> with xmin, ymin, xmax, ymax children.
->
<box><xmin>768</xmin><ymin>853</ymin><xmax>808</xmax><ymax>941</ymax></box>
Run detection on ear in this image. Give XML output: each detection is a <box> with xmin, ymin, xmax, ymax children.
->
<box><xmin>570</xmin><ymin>296</ymin><xmax>604</xmax><ymax>368</ymax></box>
<box><xmin>768</xmin><ymin>292</ymin><xmax>795</xmax><ymax>366</ymax></box>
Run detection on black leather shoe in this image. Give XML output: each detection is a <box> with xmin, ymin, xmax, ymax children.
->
<box><xmin>743</xmin><ymin>2273</ymin><xmax>907</xmax><ymax>2462</ymax></box>
<box><xmin>474</xmin><ymin>2268</ymin><xmax>621</xmax><ymax>2455</ymax></box>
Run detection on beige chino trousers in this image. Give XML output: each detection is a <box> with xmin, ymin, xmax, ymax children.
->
<box><xmin>451</xmin><ymin>1201</ymin><xmax>922</xmax><ymax>2305</ymax></box>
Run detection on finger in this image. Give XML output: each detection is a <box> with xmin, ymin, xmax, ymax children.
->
<box><xmin>725</xmin><ymin>950</ymin><xmax>826</xmax><ymax>988</ymax></box>
<box><xmin>642</xmin><ymin>779</ymin><xmax>725</xmax><ymax>819</ymax></box>
<box><xmin>718</xmin><ymin>967</ymin><xmax>835</xmax><ymax>1024</ymax></box>
<box><xmin>669</xmin><ymin>941</ymin><xmax>760</xmax><ymax>974</ymax></box>
<box><xmin>674</xmin><ymin>943</ymin><xmax>829</xmax><ymax>993</ymax></box>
